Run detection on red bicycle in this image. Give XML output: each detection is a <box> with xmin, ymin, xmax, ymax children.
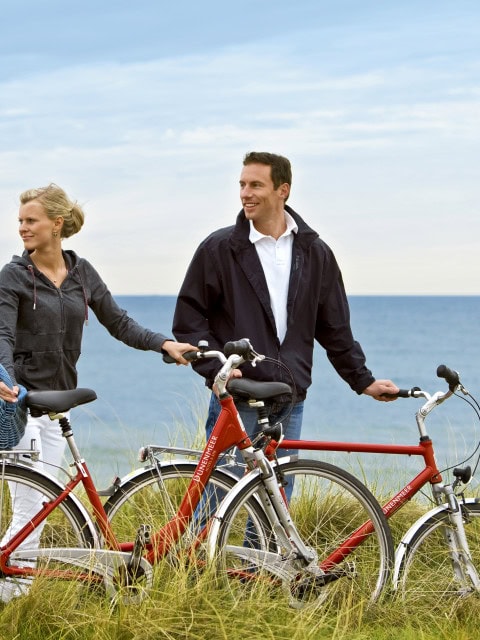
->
<box><xmin>209</xmin><ymin>363</ymin><xmax>480</xmax><ymax>601</ymax></box>
<box><xmin>0</xmin><ymin>339</ymin><xmax>391</xmax><ymax>608</ymax></box>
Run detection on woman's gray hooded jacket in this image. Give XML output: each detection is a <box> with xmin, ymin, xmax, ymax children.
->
<box><xmin>0</xmin><ymin>250</ymin><xmax>169</xmax><ymax>390</ymax></box>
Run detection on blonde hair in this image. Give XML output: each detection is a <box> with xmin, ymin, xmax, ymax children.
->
<box><xmin>20</xmin><ymin>183</ymin><xmax>85</xmax><ymax>238</ymax></box>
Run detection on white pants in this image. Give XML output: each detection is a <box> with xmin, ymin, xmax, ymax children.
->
<box><xmin>1</xmin><ymin>413</ymin><xmax>67</xmax><ymax>553</ymax></box>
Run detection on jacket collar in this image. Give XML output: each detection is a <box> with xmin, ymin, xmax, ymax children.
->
<box><xmin>229</xmin><ymin>204</ymin><xmax>318</xmax><ymax>252</ymax></box>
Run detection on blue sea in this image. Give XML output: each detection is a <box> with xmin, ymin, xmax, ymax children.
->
<box><xmin>74</xmin><ymin>296</ymin><xmax>480</xmax><ymax>490</ymax></box>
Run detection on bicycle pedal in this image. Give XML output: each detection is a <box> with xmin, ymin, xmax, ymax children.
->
<box><xmin>341</xmin><ymin>561</ymin><xmax>356</xmax><ymax>579</ymax></box>
<box><xmin>135</xmin><ymin>523</ymin><xmax>151</xmax><ymax>546</ymax></box>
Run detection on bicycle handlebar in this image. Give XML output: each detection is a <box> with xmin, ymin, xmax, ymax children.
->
<box><xmin>395</xmin><ymin>389</ymin><xmax>414</xmax><ymax>398</ymax></box>
<box><xmin>224</xmin><ymin>339</ymin><xmax>257</xmax><ymax>360</ymax></box>
<box><xmin>162</xmin><ymin>351</ymin><xmax>201</xmax><ymax>364</ymax></box>
<box><xmin>382</xmin><ymin>363</ymin><xmax>462</xmax><ymax>400</ymax></box>
<box><xmin>380</xmin><ymin>365</ymin><xmax>465</xmax><ymax>439</ymax></box>
<box><xmin>162</xmin><ymin>338</ymin><xmax>263</xmax><ymax>366</ymax></box>
<box><xmin>165</xmin><ymin>347</ymin><xmax>463</xmax><ymax>409</ymax></box>
<box><xmin>381</xmin><ymin>387</ymin><xmax>420</xmax><ymax>399</ymax></box>
<box><xmin>436</xmin><ymin>364</ymin><xmax>460</xmax><ymax>390</ymax></box>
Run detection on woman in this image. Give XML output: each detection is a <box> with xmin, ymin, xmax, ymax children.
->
<box><xmin>0</xmin><ymin>183</ymin><xmax>195</xmax><ymax>600</ymax></box>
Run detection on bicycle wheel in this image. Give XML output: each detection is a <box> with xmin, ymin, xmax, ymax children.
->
<box><xmin>212</xmin><ymin>458</ymin><xmax>394</xmax><ymax>608</ymax></box>
<box><xmin>0</xmin><ymin>462</ymin><xmax>96</xmax><ymax>600</ymax></box>
<box><xmin>104</xmin><ymin>462</ymin><xmax>272</xmax><ymax>556</ymax></box>
<box><xmin>397</xmin><ymin>499</ymin><xmax>480</xmax><ymax>601</ymax></box>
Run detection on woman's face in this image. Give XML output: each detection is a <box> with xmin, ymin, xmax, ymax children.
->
<box><xmin>18</xmin><ymin>200</ymin><xmax>60</xmax><ymax>253</ymax></box>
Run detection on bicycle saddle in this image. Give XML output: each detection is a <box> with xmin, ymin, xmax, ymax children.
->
<box><xmin>26</xmin><ymin>388</ymin><xmax>97</xmax><ymax>416</ymax></box>
<box><xmin>227</xmin><ymin>379</ymin><xmax>292</xmax><ymax>401</ymax></box>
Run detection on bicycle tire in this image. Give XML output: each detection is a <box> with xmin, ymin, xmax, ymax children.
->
<box><xmin>0</xmin><ymin>462</ymin><xmax>96</xmax><ymax>594</ymax></box>
<box><xmin>397</xmin><ymin>499</ymin><xmax>480</xmax><ymax>601</ymax></box>
<box><xmin>103</xmin><ymin>462</ymin><xmax>272</xmax><ymax>556</ymax></box>
<box><xmin>211</xmin><ymin>458</ymin><xmax>394</xmax><ymax>608</ymax></box>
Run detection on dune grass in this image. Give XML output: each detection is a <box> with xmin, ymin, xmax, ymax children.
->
<box><xmin>2</xmin><ymin>413</ymin><xmax>480</xmax><ymax>640</ymax></box>
<box><xmin>1</xmin><ymin>554</ymin><xmax>480</xmax><ymax>640</ymax></box>
<box><xmin>1</xmin><ymin>491</ymin><xmax>480</xmax><ymax>640</ymax></box>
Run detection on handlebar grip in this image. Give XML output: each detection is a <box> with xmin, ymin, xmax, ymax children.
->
<box><xmin>224</xmin><ymin>339</ymin><xmax>253</xmax><ymax>359</ymax></box>
<box><xmin>436</xmin><ymin>364</ymin><xmax>460</xmax><ymax>390</ymax></box>
<box><xmin>380</xmin><ymin>388</ymin><xmax>417</xmax><ymax>399</ymax></box>
<box><xmin>162</xmin><ymin>350</ymin><xmax>199</xmax><ymax>364</ymax></box>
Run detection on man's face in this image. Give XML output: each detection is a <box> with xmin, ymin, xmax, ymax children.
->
<box><xmin>239</xmin><ymin>163</ymin><xmax>289</xmax><ymax>225</ymax></box>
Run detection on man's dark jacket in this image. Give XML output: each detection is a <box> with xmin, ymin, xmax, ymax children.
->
<box><xmin>173</xmin><ymin>205</ymin><xmax>375</xmax><ymax>400</ymax></box>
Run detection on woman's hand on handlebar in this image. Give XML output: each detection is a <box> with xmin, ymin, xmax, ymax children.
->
<box><xmin>362</xmin><ymin>379</ymin><xmax>399</xmax><ymax>402</ymax></box>
<box><xmin>162</xmin><ymin>340</ymin><xmax>197</xmax><ymax>365</ymax></box>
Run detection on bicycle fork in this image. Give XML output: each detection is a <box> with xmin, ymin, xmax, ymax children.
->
<box><xmin>248</xmin><ymin>451</ymin><xmax>317</xmax><ymax>565</ymax></box>
<box><xmin>255</xmin><ymin>455</ymin><xmax>356</xmax><ymax>582</ymax></box>
<box><xmin>436</xmin><ymin>485</ymin><xmax>480</xmax><ymax>594</ymax></box>
<box><xmin>232</xmin><ymin>449</ymin><xmax>355</xmax><ymax>602</ymax></box>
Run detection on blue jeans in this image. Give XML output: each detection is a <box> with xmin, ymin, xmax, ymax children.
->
<box><xmin>193</xmin><ymin>394</ymin><xmax>303</xmax><ymax>531</ymax></box>
<box><xmin>205</xmin><ymin>392</ymin><xmax>304</xmax><ymax>474</ymax></box>
<box><xmin>204</xmin><ymin>393</ymin><xmax>304</xmax><ymax>549</ymax></box>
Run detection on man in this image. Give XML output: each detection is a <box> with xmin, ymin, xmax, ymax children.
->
<box><xmin>173</xmin><ymin>151</ymin><xmax>398</xmax><ymax>449</ymax></box>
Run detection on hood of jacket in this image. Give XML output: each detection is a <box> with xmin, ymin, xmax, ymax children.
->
<box><xmin>10</xmin><ymin>250</ymin><xmax>89</xmax><ymax>323</ymax></box>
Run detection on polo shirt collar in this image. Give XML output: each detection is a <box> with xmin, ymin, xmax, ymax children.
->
<box><xmin>249</xmin><ymin>211</ymin><xmax>298</xmax><ymax>243</ymax></box>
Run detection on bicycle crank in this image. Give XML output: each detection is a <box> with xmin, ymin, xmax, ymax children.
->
<box><xmin>117</xmin><ymin>524</ymin><xmax>151</xmax><ymax>585</ymax></box>
<box><xmin>114</xmin><ymin>524</ymin><xmax>152</xmax><ymax>603</ymax></box>
<box><xmin>288</xmin><ymin>562</ymin><xmax>356</xmax><ymax>608</ymax></box>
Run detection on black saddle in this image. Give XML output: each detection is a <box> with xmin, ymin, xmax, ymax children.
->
<box><xmin>26</xmin><ymin>388</ymin><xmax>97</xmax><ymax>417</ymax></box>
<box><xmin>227</xmin><ymin>379</ymin><xmax>292</xmax><ymax>401</ymax></box>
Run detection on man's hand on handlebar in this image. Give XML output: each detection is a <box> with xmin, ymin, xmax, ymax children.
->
<box><xmin>162</xmin><ymin>340</ymin><xmax>197</xmax><ymax>365</ymax></box>
<box><xmin>213</xmin><ymin>368</ymin><xmax>242</xmax><ymax>397</ymax></box>
<box><xmin>362</xmin><ymin>379</ymin><xmax>400</xmax><ymax>402</ymax></box>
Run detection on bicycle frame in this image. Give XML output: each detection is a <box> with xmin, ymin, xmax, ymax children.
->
<box><xmin>279</xmin><ymin>437</ymin><xmax>442</xmax><ymax>520</ymax></box>
<box><xmin>0</xmin><ymin>393</ymin><xmax>256</xmax><ymax>580</ymax></box>
<box><xmin>274</xmin><ymin>413</ymin><xmax>480</xmax><ymax>592</ymax></box>
<box><xmin>137</xmin><ymin>393</ymin><xmax>315</xmax><ymax>569</ymax></box>
<box><xmin>141</xmin><ymin>393</ymin><xmax>255</xmax><ymax>563</ymax></box>
<box><xmin>258</xmin><ymin>437</ymin><xmax>440</xmax><ymax>572</ymax></box>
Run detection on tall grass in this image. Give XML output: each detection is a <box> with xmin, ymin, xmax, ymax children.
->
<box><xmin>1</xmin><ymin>414</ymin><xmax>480</xmax><ymax>639</ymax></box>
<box><xmin>1</xmin><ymin>493</ymin><xmax>480</xmax><ymax>640</ymax></box>
<box><xmin>2</xmin><ymin>552</ymin><xmax>480</xmax><ymax>640</ymax></box>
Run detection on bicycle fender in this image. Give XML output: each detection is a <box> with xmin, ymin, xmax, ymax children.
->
<box><xmin>113</xmin><ymin>459</ymin><xmax>243</xmax><ymax>487</ymax></box>
<box><xmin>113</xmin><ymin>459</ymin><xmax>199</xmax><ymax>485</ymax></box>
<box><xmin>392</xmin><ymin>498</ymin><xmax>478</xmax><ymax>589</ymax></box>
<box><xmin>272</xmin><ymin>455</ymin><xmax>297</xmax><ymax>468</ymax></box>
<box><xmin>205</xmin><ymin>466</ymin><xmax>265</xmax><ymax>562</ymax></box>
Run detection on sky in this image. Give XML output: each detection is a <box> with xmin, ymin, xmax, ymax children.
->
<box><xmin>0</xmin><ymin>0</ymin><xmax>478</xmax><ymax>295</ymax></box>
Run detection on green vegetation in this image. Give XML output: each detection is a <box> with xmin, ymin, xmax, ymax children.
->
<box><xmin>1</xmin><ymin>556</ymin><xmax>479</xmax><ymax>639</ymax></box>
<box><xmin>2</xmin><ymin>416</ymin><xmax>479</xmax><ymax>639</ymax></box>
<box><xmin>1</xmin><ymin>498</ymin><xmax>480</xmax><ymax>640</ymax></box>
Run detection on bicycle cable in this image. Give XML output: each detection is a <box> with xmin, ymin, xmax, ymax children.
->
<box><xmin>260</xmin><ymin>356</ymin><xmax>297</xmax><ymax>427</ymax></box>
<box><xmin>437</xmin><ymin>389</ymin><xmax>480</xmax><ymax>477</ymax></box>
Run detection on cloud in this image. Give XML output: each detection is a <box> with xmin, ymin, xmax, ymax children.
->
<box><xmin>1</xmin><ymin>18</ymin><xmax>479</xmax><ymax>295</ymax></box>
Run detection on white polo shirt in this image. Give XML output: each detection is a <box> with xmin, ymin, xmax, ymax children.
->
<box><xmin>249</xmin><ymin>212</ymin><xmax>298</xmax><ymax>343</ymax></box>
